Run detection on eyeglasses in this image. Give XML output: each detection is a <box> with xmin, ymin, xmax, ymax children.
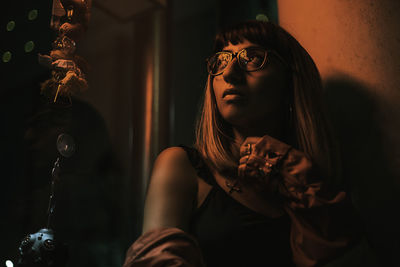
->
<box><xmin>207</xmin><ymin>47</ymin><xmax>271</xmax><ymax>76</ymax></box>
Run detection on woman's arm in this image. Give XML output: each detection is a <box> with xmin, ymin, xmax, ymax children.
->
<box><xmin>142</xmin><ymin>146</ymin><xmax>198</xmax><ymax>234</ymax></box>
<box><xmin>122</xmin><ymin>147</ymin><xmax>205</xmax><ymax>267</ymax></box>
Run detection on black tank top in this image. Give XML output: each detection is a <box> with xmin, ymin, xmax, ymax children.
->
<box><xmin>180</xmin><ymin>146</ymin><xmax>295</xmax><ymax>267</ymax></box>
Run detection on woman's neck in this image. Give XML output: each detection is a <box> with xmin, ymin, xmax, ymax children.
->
<box><xmin>231</xmin><ymin>119</ymin><xmax>285</xmax><ymax>146</ymax></box>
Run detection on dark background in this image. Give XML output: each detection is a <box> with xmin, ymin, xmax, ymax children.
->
<box><xmin>1</xmin><ymin>0</ymin><xmax>398</xmax><ymax>266</ymax></box>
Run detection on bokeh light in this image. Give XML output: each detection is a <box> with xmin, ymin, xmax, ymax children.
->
<box><xmin>256</xmin><ymin>14</ymin><xmax>269</xmax><ymax>22</ymax></box>
<box><xmin>2</xmin><ymin>51</ymin><xmax>12</xmax><ymax>63</ymax></box>
<box><xmin>28</xmin><ymin>9</ymin><xmax>38</xmax><ymax>21</ymax></box>
<box><xmin>6</xmin><ymin>21</ymin><xmax>16</xmax><ymax>31</ymax></box>
<box><xmin>24</xmin><ymin>41</ymin><xmax>35</xmax><ymax>53</ymax></box>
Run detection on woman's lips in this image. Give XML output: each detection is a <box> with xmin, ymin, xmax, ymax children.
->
<box><xmin>224</xmin><ymin>94</ymin><xmax>244</xmax><ymax>101</ymax></box>
<box><xmin>222</xmin><ymin>88</ymin><xmax>244</xmax><ymax>98</ymax></box>
<box><xmin>222</xmin><ymin>88</ymin><xmax>246</xmax><ymax>103</ymax></box>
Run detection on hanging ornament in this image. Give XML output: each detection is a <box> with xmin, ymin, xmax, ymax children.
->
<box><xmin>39</xmin><ymin>0</ymin><xmax>92</xmax><ymax>105</ymax></box>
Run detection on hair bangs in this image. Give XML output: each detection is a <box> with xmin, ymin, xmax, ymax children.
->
<box><xmin>214</xmin><ymin>20</ymin><xmax>276</xmax><ymax>52</ymax></box>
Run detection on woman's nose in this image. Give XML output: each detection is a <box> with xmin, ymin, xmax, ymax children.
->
<box><xmin>222</xmin><ymin>57</ymin><xmax>245</xmax><ymax>84</ymax></box>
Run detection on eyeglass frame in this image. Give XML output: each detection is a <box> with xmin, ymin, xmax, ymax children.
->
<box><xmin>206</xmin><ymin>47</ymin><xmax>288</xmax><ymax>76</ymax></box>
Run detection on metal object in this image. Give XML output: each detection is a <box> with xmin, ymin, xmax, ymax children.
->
<box><xmin>225</xmin><ymin>180</ymin><xmax>241</xmax><ymax>194</ymax></box>
<box><xmin>56</xmin><ymin>133</ymin><xmax>75</xmax><ymax>158</ymax></box>
<box><xmin>18</xmin><ymin>133</ymin><xmax>75</xmax><ymax>266</ymax></box>
<box><xmin>18</xmin><ymin>228</ymin><xmax>67</xmax><ymax>267</ymax></box>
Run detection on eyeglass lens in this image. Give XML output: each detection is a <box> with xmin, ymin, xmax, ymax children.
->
<box><xmin>208</xmin><ymin>48</ymin><xmax>266</xmax><ymax>75</ymax></box>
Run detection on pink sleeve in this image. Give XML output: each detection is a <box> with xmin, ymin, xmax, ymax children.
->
<box><xmin>123</xmin><ymin>227</ymin><xmax>205</xmax><ymax>267</ymax></box>
<box><xmin>246</xmin><ymin>135</ymin><xmax>363</xmax><ymax>266</ymax></box>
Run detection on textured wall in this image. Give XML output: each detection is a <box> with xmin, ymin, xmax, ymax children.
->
<box><xmin>278</xmin><ymin>0</ymin><xmax>400</xmax><ymax>265</ymax></box>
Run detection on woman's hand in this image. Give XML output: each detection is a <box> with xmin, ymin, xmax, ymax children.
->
<box><xmin>237</xmin><ymin>135</ymin><xmax>292</xmax><ymax>191</ymax></box>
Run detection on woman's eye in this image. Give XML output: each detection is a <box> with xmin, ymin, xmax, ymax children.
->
<box><xmin>240</xmin><ymin>49</ymin><xmax>264</xmax><ymax>66</ymax></box>
<box><xmin>243</xmin><ymin>54</ymin><xmax>262</xmax><ymax>65</ymax></box>
<box><xmin>248</xmin><ymin>55</ymin><xmax>260</xmax><ymax>62</ymax></box>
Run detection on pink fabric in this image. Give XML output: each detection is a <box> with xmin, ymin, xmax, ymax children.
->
<box><xmin>239</xmin><ymin>135</ymin><xmax>362</xmax><ymax>266</ymax></box>
<box><xmin>123</xmin><ymin>227</ymin><xmax>205</xmax><ymax>267</ymax></box>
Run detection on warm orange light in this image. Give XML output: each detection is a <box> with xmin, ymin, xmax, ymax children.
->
<box><xmin>143</xmin><ymin>49</ymin><xmax>154</xmax><ymax>183</ymax></box>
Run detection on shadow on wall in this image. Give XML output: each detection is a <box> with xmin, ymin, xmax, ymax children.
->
<box><xmin>1</xmin><ymin>81</ymin><xmax>124</xmax><ymax>266</ymax></box>
<box><xmin>324</xmin><ymin>74</ymin><xmax>399</xmax><ymax>266</ymax></box>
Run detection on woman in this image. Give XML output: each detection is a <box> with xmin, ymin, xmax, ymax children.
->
<box><xmin>123</xmin><ymin>20</ymin><xmax>362</xmax><ymax>267</ymax></box>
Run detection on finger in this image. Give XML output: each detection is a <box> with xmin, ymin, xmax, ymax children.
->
<box><xmin>237</xmin><ymin>163</ymin><xmax>248</xmax><ymax>177</ymax></box>
<box><xmin>240</xmin><ymin>137</ymin><xmax>261</xmax><ymax>155</ymax></box>
<box><xmin>239</xmin><ymin>143</ymin><xmax>253</xmax><ymax>157</ymax></box>
<box><xmin>239</xmin><ymin>155</ymin><xmax>250</xmax><ymax>165</ymax></box>
<box><xmin>238</xmin><ymin>162</ymin><xmax>261</xmax><ymax>178</ymax></box>
<box><xmin>242</xmin><ymin>136</ymin><xmax>261</xmax><ymax>145</ymax></box>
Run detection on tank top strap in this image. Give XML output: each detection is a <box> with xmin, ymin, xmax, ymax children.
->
<box><xmin>178</xmin><ymin>145</ymin><xmax>216</xmax><ymax>186</ymax></box>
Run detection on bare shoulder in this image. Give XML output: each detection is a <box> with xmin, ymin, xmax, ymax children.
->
<box><xmin>142</xmin><ymin>146</ymin><xmax>198</xmax><ymax>233</ymax></box>
<box><xmin>155</xmin><ymin>146</ymin><xmax>192</xmax><ymax>166</ymax></box>
<box><xmin>151</xmin><ymin>146</ymin><xmax>197</xmax><ymax>188</ymax></box>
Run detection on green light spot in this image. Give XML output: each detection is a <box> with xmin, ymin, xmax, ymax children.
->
<box><xmin>6</xmin><ymin>21</ymin><xmax>16</xmax><ymax>31</ymax></box>
<box><xmin>28</xmin><ymin>9</ymin><xmax>38</xmax><ymax>21</ymax></box>
<box><xmin>256</xmin><ymin>14</ymin><xmax>269</xmax><ymax>22</ymax></box>
<box><xmin>2</xmin><ymin>51</ymin><xmax>12</xmax><ymax>63</ymax></box>
<box><xmin>24</xmin><ymin>41</ymin><xmax>35</xmax><ymax>52</ymax></box>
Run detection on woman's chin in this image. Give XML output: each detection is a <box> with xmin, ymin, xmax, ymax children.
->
<box><xmin>222</xmin><ymin>113</ymin><xmax>251</xmax><ymax>129</ymax></box>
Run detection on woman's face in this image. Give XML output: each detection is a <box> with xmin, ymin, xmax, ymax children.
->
<box><xmin>212</xmin><ymin>39</ymin><xmax>290</xmax><ymax>131</ymax></box>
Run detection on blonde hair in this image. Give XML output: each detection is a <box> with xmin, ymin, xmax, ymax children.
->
<box><xmin>195</xmin><ymin>21</ymin><xmax>340</xmax><ymax>184</ymax></box>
